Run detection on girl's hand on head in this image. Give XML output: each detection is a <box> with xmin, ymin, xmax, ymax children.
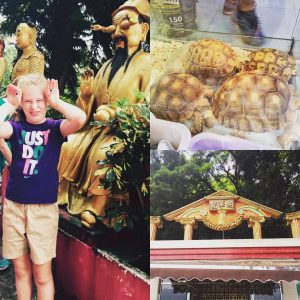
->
<box><xmin>45</xmin><ymin>79</ymin><xmax>60</xmax><ymax>107</ymax></box>
<box><xmin>6</xmin><ymin>84</ymin><xmax>22</xmax><ymax>108</ymax></box>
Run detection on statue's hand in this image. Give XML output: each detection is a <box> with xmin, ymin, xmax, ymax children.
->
<box><xmin>94</xmin><ymin>105</ymin><xmax>116</xmax><ymax>122</ymax></box>
<box><xmin>91</xmin><ymin>24</ymin><xmax>116</xmax><ymax>33</ymax></box>
<box><xmin>6</xmin><ymin>84</ymin><xmax>22</xmax><ymax>109</ymax></box>
<box><xmin>80</xmin><ymin>69</ymin><xmax>94</xmax><ymax>101</ymax></box>
<box><xmin>91</xmin><ymin>24</ymin><xmax>104</xmax><ymax>31</ymax></box>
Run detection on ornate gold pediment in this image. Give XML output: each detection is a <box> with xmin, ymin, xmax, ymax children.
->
<box><xmin>202</xmin><ymin>214</ymin><xmax>244</xmax><ymax>231</ymax></box>
<box><xmin>163</xmin><ymin>190</ymin><xmax>282</xmax><ymax>232</ymax></box>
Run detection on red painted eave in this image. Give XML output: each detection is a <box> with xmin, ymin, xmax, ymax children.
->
<box><xmin>151</xmin><ymin>246</ymin><xmax>300</xmax><ymax>260</ymax></box>
<box><xmin>151</xmin><ymin>239</ymin><xmax>300</xmax><ymax>260</ymax></box>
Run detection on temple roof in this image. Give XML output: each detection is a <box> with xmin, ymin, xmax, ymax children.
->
<box><xmin>164</xmin><ymin>190</ymin><xmax>282</xmax><ymax>221</ymax></box>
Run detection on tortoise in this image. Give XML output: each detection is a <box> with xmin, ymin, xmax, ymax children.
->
<box><xmin>212</xmin><ymin>71</ymin><xmax>300</xmax><ymax>149</ymax></box>
<box><xmin>244</xmin><ymin>48</ymin><xmax>296</xmax><ymax>82</ymax></box>
<box><xmin>165</xmin><ymin>39</ymin><xmax>240</xmax><ymax>86</ymax></box>
<box><xmin>150</xmin><ymin>73</ymin><xmax>215</xmax><ymax>134</ymax></box>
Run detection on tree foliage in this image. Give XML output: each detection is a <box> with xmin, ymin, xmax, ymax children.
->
<box><xmin>150</xmin><ymin>151</ymin><xmax>300</xmax><ymax>240</ymax></box>
<box><xmin>0</xmin><ymin>0</ymin><xmax>126</xmax><ymax>98</ymax></box>
<box><xmin>0</xmin><ymin>43</ymin><xmax>16</xmax><ymax>95</ymax></box>
<box><xmin>92</xmin><ymin>98</ymin><xmax>150</xmax><ymax>231</ymax></box>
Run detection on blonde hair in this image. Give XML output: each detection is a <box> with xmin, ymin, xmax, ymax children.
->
<box><xmin>15</xmin><ymin>73</ymin><xmax>46</xmax><ymax>90</ymax></box>
<box><xmin>13</xmin><ymin>73</ymin><xmax>47</xmax><ymax>121</ymax></box>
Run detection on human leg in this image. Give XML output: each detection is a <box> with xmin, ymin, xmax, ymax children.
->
<box><xmin>12</xmin><ymin>254</ymin><xmax>33</xmax><ymax>300</ymax></box>
<box><xmin>236</xmin><ymin>0</ymin><xmax>264</xmax><ymax>45</ymax></box>
<box><xmin>239</xmin><ymin>0</ymin><xmax>256</xmax><ymax>11</ymax></box>
<box><xmin>2</xmin><ymin>199</ymin><xmax>28</xmax><ymax>261</ymax></box>
<box><xmin>223</xmin><ymin>0</ymin><xmax>238</xmax><ymax>15</ymax></box>
<box><xmin>26</xmin><ymin>203</ymin><xmax>58</xmax><ymax>299</ymax></box>
<box><xmin>32</xmin><ymin>260</ymin><xmax>54</xmax><ymax>300</ymax></box>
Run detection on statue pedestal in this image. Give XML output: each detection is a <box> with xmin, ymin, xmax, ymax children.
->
<box><xmin>55</xmin><ymin>229</ymin><xmax>149</xmax><ymax>300</ymax></box>
<box><xmin>56</xmin><ymin>207</ymin><xmax>149</xmax><ymax>299</ymax></box>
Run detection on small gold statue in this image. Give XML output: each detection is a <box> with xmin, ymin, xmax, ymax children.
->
<box><xmin>58</xmin><ymin>0</ymin><xmax>150</xmax><ymax>228</ymax></box>
<box><xmin>12</xmin><ymin>20</ymin><xmax>44</xmax><ymax>80</ymax></box>
<box><xmin>0</xmin><ymin>38</ymin><xmax>7</xmax><ymax>83</ymax></box>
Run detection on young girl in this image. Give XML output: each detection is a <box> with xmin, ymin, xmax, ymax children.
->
<box><xmin>0</xmin><ymin>73</ymin><xmax>86</xmax><ymax>300</ymax></box>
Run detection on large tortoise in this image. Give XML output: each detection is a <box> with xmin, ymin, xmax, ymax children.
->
<box><xmin>244</xmin><ymin>48</ymin><xmax>296</xmax><ymax>82</ymax></box>
<box><xmin>151</xmin><ymin>73</ymin><xmax>215</xmax><ymax>134</ymax></box>
<box><xmin>165</xmin><ymin>39</ymin><xmax>240</xmax><ymax>86</ymax></box>
<box><xmin>212</xmin><ymin>71</ymin><xmax>300</xmax><ymax>149</ymax></box>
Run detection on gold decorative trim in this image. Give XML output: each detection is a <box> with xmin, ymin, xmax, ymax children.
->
<box><xmin>237</xmin><ymin>206</ymin><xmax>266</xmax><ymax>217</ymax></box>
<box><xmin>202</xmin><ymin>215</ymin><xmax>244</xmax><ymax>231</ymax></box>
<box><xmin>286</xmin><ymin>211</ymin><xmax>300</xmax><ymax>221</ymax></box>
<box><xmin>248</xmin><ymin>216</ymin><xmax>266</xmax><ymax>225</ymax></box>
<box><xmin>180</xmin><ymin>218</ymin><xmax>197</xmax><ymax>226</ymax></box>
<box><xmin>164</xmin><ymin>190</ymin><xmax>282</xmax><ymax>221</ymax></box>
<box><xmin>181</xmin><ymin>208</ymin><xmax>207</xmax><ymax>219</ymax></box>
<box><xmin>150</xmin><ymin>216</ymin><xmax>163</xmax><ymax>228</ymax></box>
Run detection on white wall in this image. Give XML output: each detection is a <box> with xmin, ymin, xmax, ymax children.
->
<box><xmin>281</xmin><ymin>281</ymin><xmax>298</xmax><ymax>300</ymax></box>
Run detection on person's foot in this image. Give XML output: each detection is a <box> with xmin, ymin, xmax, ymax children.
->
<box><xmin>223</xmin><ymin>0</ymin><xmax>238</xmax><ymax>15</ymax></box>
<box><xmin>0</xmin><ymin>258</ymin><xmax>11</xmax><ymax>271</ymax></box>
<box><xmin>236</xmin><ymin>8</ymin><xmax>265</xmax><ymax>46</ymax></box>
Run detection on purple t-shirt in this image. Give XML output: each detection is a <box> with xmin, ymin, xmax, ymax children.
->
<box><xmin>6</xmin><ymin>119</ymin><xmax>65</xmax><ymax>204</ymax></box>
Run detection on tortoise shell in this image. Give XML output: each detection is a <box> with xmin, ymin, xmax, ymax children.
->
<box><xmin>244</xmin><ymin>48</ymin><xmax>296</xmax><ymax>82</ymax></box>
<box><xmin>183</xmin><ymin>39</ymin><xmax>239</xmax><ymax>85</ymax></box>
<box><xmin>212</xmin><ymin>71</ymin><xmax>298</xmax><ymax>132</ymax></box>
<box><xmin>150</xmin><ymin>73</ymin><xmax>213</xmax><ymax>133</ymax></box>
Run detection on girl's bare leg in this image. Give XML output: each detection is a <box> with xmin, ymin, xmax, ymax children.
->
<box><xmin>13</xmin><ymin>254</ymin><xmax>33</xmax><ymax>300</ymax></box>
<box><xmin>32</xmin><ymin>260</ymin><xmax>55</xmax><ymax>300</ymax></box>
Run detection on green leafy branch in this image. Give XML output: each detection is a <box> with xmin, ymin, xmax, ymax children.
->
<box><xmin>92</xmin><ymin>94</ymin><xmax>149</xmax><ymax>230</ymax></box>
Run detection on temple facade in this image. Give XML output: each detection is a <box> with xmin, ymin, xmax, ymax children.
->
<box><xmin>150</xmin><ymin>190</ymin><xmax>300</xmax><ymax>299</ymax></box>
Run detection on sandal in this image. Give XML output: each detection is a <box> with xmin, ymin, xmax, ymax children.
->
<box><xmin>0</xmin><ymin>258</ymin><xmax>11</xmax><ymax>271</ymax></box>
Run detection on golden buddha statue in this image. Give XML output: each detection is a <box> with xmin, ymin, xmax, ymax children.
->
<box><xmin>0</xmin><ymin>38</ymin><xmax>7</xmax><ymax>83</ymax></box>
<box><xmin>58</xmin><ymin>0</ymin><xmax>150</xmax><ymax>228</ymax></box>
<box><xmin>12</xmin><ymin>20</ymin><xmax>44</xmax><ymax>80</ymax></box>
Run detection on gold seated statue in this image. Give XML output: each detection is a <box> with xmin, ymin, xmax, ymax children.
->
<box><xmin>58</xmin><ymin>0</ymin><xmax>150</xmax><ymax>228</ymax></box>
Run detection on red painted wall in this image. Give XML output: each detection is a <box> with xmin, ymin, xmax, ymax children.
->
<box><xmin>56</xmin><ymin>232</ymin><xmax>149</xmax><ymax>300</ymax></box>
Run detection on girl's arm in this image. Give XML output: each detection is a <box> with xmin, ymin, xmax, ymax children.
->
<box><xmin>44</xmin><ymin>79</ymin><xmax>86</xmax><ymax>137</ymax></box>
<box><xmin>0</xmin><ymin>139</ymin><xmax>12</xmax><ymax>165</ymax></box>
<box><xmin>0</xmin><ymin>84</ymin><xmax>21</xmax><ymax>139</ymax></box>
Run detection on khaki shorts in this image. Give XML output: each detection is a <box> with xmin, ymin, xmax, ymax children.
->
<box><xmin>2</xmin><ymin>198</ymin><xmax>59</xmax><ymax>264</ymax></box>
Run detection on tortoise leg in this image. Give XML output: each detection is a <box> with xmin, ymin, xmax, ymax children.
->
<box><xmin>277</xmin><ymin>123</ymin><xmax>300</xmax><ymax>150</ymax></box>
<box><xmin>196</xmin><ymin>99</ymin><xmax>215</xmax><ymax>129</ymax></box>
<box><xmin>192</xmin><ymin>111</ymin><xmax>204</xmax><ymax>134</ymax></box>
<box><xmin>204</xmin><ymin>115</ymin><xmax>216</xmax><ymax>128</ymax></box>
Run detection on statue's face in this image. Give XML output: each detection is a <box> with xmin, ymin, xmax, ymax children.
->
<box><xmin>111</xmin><ymin>9</ymin><xmax>146</xmax><ymax>50</ymax></box>
<box><xmin>15</xmin><ymin>24</ymin><xmax>33</xmax><ymax>50</ymax></box>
